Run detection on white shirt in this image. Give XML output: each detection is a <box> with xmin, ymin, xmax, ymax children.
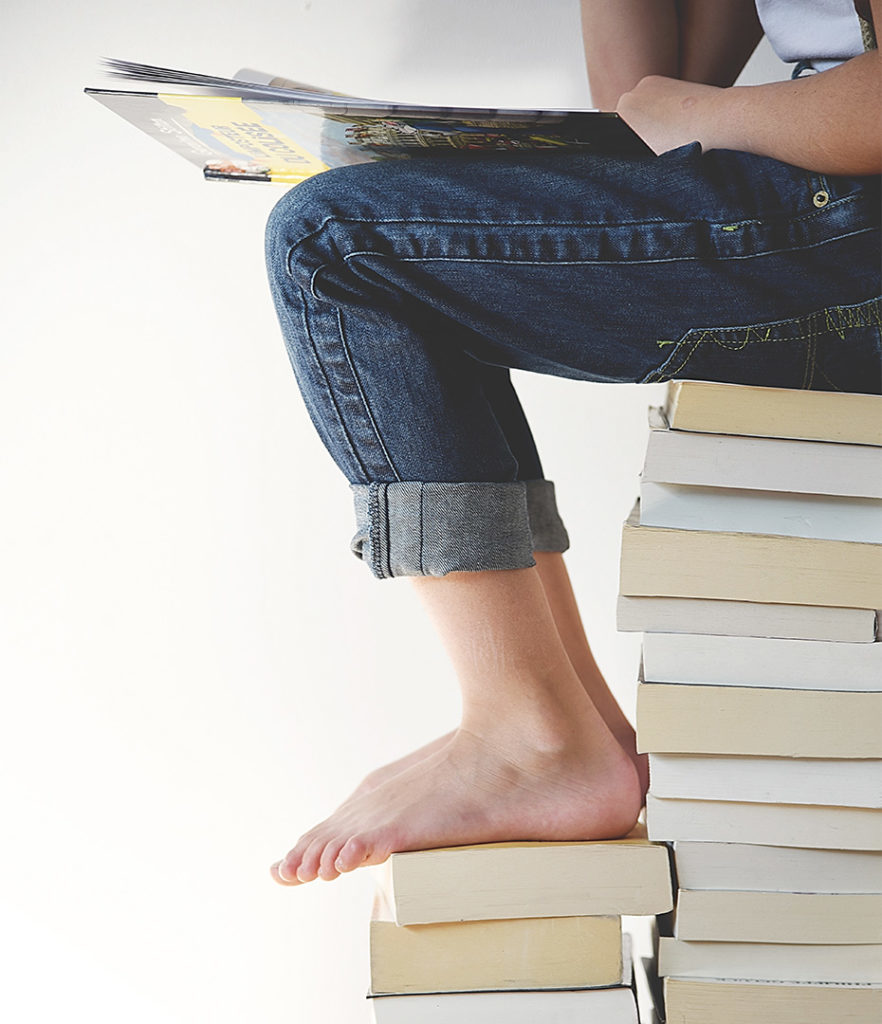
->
<box><xmin>756</xmin><ymin>0</ymin><xmax>866</xmax><ymax>70</ymax></box>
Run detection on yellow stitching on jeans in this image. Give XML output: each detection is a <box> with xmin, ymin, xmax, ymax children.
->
<box><xmin>650</xmin><ymin>298</ymin><xmax>881</xmax><ymax>382</ymax></box>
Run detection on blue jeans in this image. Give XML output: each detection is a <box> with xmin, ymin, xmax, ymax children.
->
<box><xmin>265</xmin><ymin>144</ymin><xmax>881</xmax><ymax>577</ymax></box>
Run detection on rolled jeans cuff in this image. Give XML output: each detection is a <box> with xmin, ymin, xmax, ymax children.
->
<box><xmin>350</xmin><ymin>479</ymin><xmax>569</xmax><ymax>579</ymax></box>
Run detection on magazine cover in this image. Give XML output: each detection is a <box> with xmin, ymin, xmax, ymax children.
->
<box><xmin>86</xmin><ymin>60</ymin><xmax>653</xmax><ymax>185</ymax></box>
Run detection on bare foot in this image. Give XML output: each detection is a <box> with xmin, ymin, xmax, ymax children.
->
<box><xmin>271</xmin><ymin>717</ymin><xmax>641</xmax><ymax>886</ymax></box>
<box><xmin>334</xmin><ymin>731</ymin><xmax>455</xmax><ymax>808</ymax></box>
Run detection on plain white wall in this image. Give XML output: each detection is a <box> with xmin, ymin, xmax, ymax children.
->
<box><xmin>0</xmin><ymin>4</ymin><xmax>784</xmax><ymax>1021</ymax></box>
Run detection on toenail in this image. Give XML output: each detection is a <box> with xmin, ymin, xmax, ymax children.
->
<box><xmin>276</xmin><ymin>862</ymin><xmax>294</xmax><ymax>882</ymax></box>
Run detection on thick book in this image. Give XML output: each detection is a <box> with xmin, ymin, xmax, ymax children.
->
<box><xmin>642</xmin><ymin>406</ymin><xmax>882</xmax><ymax>498</ymax></box>
<box><xmin>639</xmin><ymin>481</ymin><xmax>882</xmax><ymax>543</ymax></box>
<box><xmin>664</xmin><ymin>380</ymin><xmax>882</xmax><ymax>446</ymax></box>
<box><xmin>646</xmin><ymin>794</ymin><xmax>882</xmax><ymax>850</ymax></box>
<box><xmin>86</xmin><ymin>59</ymin><xmax>651</xmax><ymax>185</ymax></box>
<box><xmin>672</xmin><ymin>841</ymin><xmax>882</xmax><ymax>894</ymax></box>
<box><xmin>616</xmin><ymin>595</ymin><xmax>877</xmax><ymax>643</ymax></box>
<box><xmin>619</xmin><ymin>506</ymin><xmax>882</xmax><ymax>609</ymax></box>
<box><xmin>641</xmin><ymin>632</ymin><xmax>882</xmax><ymax>691</ymax></box>
<box><xmin>369</xmin><ymin>908</ymin><xmax>625</xmax><ymax>995</ymax></box>
<box><xmin>659</xmin><ymin>936</ymin><xmax>882</xmax><ymax>984</ymax></box>
<box><xmin>368</xmin><ymin>985</ymin><xmax>639</xmax><ymax>1024</ymax></box>
<box><xmin>636</xmin><ymin>682</ymin><xmax>882</xmax><ymax>758</ymax></box>
<box><xmin>673</xmin><ymin>889</ymin><xmax>882</xmax><ymax>944</ymax></box>
<box><xmin>376</xmin><ymin>827</ymin><xmax>672</xmax><ymax>926</ymax></box>
<box><xmin>649</xmin><ymin>753</ymin><xmax>882</xmax><ymax>809</ymax></box>
<box><xmin>663</xmin><ymin>976</ymin><xmax>882</xmax><ymax>1024</ymax></box>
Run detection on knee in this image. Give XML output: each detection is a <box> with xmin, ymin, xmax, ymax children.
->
<box><xmin>264</xmin><ymin>173</ymin><xmax>342</xmax><ymax>288</ymax></box>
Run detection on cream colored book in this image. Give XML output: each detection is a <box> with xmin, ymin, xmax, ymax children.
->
<box><xmin>619</xmin><ymin>506</ymin><xmax>882</xmax><ymax>609</ymax></box>
<box><xmin>663</xmin><ymin>977</ymin><xmax>882</xmax><ymax>1024</ymax></box>
<box><xmin>377</xmin><ymin>826</ymin><xmax>673</xmax><ymax>926</ymax></box>
<box><xmin>674</xmin><ymin>889</ymin><xmax>882</xmax><ymax>944</ymax></box>
<box><xmin>616</xmin><ymin>595</ymin><xmax>877</xmax><ymax>643</ymax></box>
<box><xmin>664</xmin><ymin>380</ymin><xmax>882</xmax><ymax>446</ymax></box>
<box><xmin>369</xmin><ymin>900</ymin><xmax>624</xmax><ymax>995</ymax></box>
<box><xmin>636</xmin><ymin>683</ymin><xmax>882</xmax><ymax>757</ymax></box>
<box><xmin>647</xmin><ymin>794</ymin><xmax>882</xmax><ymax>850</ymax></box>
<box><xmin>658</xmin><ymin>936</ymin><xmax>882</xmax><ymax>984</ymax></box>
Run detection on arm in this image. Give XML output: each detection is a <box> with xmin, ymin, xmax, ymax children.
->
<box><xmin>616</xmin><ymin>1</ymin><xmax>882</xmax><ymax>174</ymax></box>
<box><xmin>580</xmin><ymin>0</ymin><xmax>762</xmax><ymax>109</ymax></box>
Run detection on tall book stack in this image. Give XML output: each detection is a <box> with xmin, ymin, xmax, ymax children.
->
<box><xmin>619</xmin><ymin>381</ymin><xmax>882</xmax><ymax>1024</ymax></box>
<box><xmin>365</xmin><ymin>830</ymin><xmax>672</xmax><ymax>1022</ymax></box>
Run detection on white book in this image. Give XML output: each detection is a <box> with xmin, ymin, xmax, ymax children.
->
<box><xmin>617</xmin><ymin>594</ymin><xmax>877</xmax><ymax>643</ymax></box>
<box><xmin>368</xmin><ymin>986</ymin><xmax>638</xmax><ymax>1024</ymax></box>
<box><xmin>659</xmin><ymin>936</ymin><xmax>882</xmax><ymax>984</ymax></box>
<box><xmin>639</xmin><ymin>481</ymin><xmax>882</xmax><ymax>543</ymax></box>
<box><xmin>673</xmin><ymin>841</ymin><xmax>882</xmax><ymax>894</ymax></box>
<box><xmin>674</xmin><ymin>889</ymin><xmax>882</xmax><ymax>944</ymax></box>
<box><xmin>633</xmin><ymin>955</ymin><xmax>662</xmax><ymax>1024</ymax></box>
<box><xmin>649</xmin><ymin>753</ymin><xmax>882</xmax><ymax>809</ymax></box>
<box><xmin>641</xmin><ymin>632</ymin><xmax>882</xmax><ymax>691</ymax></box>
<box><xmin>643</xmin><ymin>410</ymin><xmax>882</xmax><ymax>498</ymax></box>
<box><xmin>646</xmin><ymin>794</ymin><xmax>882</xmax><ymax>850</ymax></box>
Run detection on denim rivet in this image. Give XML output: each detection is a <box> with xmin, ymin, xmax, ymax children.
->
<box><xmin>813</xmin><ymin>190</ymin><xmax>830</xmax><ymax>208</ymax></box>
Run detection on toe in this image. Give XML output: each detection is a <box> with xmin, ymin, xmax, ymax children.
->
<box><xmin>296</xmin><ymin>835</ymin><xmax>331</xmax><ymax>883</ymax></box>
<box><xmin>270</xmin><ymin>861</ymin><xmax>302</xmax><ymax>886</ymax></box>
<box><xmin>334</xmin><ymin>834</ymin><xmax>371</xmax><ymax>874</ymax></box>
<box><xmin>317</xmin><ymin>837</ymin><xmax>349</xmax><ymax>880</ymax></box>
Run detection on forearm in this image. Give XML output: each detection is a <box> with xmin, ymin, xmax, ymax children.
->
<box><xmin>580</xmin><ymin>0</ymin><xmax>678</xmax><ymax>109</ymax></box>
<box><xmin>618</xmin><ymin>49</ymin><xmax>882</xmax><ymax>175</ymax></box>
<box><xmin>712</xmin><ymin>52</ymin><xmax>882</xmax><ymax>173</ymax></box>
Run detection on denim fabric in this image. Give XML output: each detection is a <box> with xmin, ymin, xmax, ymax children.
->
<box><xmin>265</xmin><ymin>144</ymin><xmax>881</xmax><ymax>578</ymax></box>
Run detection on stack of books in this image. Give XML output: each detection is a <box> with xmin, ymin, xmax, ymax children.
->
<box><xmin>365</xmin><ymin>830</ymin><xmax>672</xmax><ymax>1022</ymax></box>
<box><xmin>619</xmin><ymin>381</ymin><xmax>882</xmax><ymax>1024</ymax></box>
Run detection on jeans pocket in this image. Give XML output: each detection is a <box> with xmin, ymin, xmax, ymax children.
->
<box><xmin>640</xmin><ymin>297</ymin><xmax>882</xmax><ymax>394</ymax></box>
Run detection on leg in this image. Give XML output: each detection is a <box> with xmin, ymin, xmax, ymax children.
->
<box><xmin>535</xmin><ymin>552</ymin><xmax>648</xmax><ymax>794</ymax></box>
<box><xmin>333</xmin><ymin>551</ymin><xmax>647</xmax><ymax>808</ymax></box>
<box><xmin>273</xmin><ymin>566</ymin><xmax>641</xmax><ymax>884</ymax></box>
<box><xmin>266</xmin><ymin>152</ymin><xmax>880</xmax><ymax>885</ymax></box>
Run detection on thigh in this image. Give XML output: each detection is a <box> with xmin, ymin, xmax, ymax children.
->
<box><xmin>269</xmin><ymin>144</ymin><xmax>881</xmax><ymax>393</ymax></box>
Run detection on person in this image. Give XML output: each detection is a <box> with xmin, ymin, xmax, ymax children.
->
<box><xmin>266</xmin><ymin>0</ymin><xmax>881</xmax><ymax>886</ymax></box>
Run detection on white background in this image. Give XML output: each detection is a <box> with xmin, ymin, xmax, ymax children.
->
<box><xmin>0</xmin><ymin>3</ymin><xmax>783</xmax><ymax>1021</ymax></box>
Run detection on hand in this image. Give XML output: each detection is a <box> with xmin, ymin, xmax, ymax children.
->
<box><xmin>616</xmin><ymin>75</ymin><xmax>726</xmax><ymax>155</ymax></box>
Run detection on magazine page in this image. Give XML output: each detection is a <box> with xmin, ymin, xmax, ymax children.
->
<box><xmin>88</xmin><ymin>60</ymin><xmax>653</xmax><ymax>185</ymax></box>
<box><xmin>99</xmin><ymin>58</ymin><xmax>605</xmax><ymax>120</ymax></box>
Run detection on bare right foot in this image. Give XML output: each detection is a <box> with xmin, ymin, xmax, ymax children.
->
<box><xmin>336</xmin><ymin>730</ymin><xmax>455</xmax><ymax>807</ymax></box>
<box><xmin>273</xmin><ymin>709</ymin><xmax>642</xmax><ymax>886</ymax></box>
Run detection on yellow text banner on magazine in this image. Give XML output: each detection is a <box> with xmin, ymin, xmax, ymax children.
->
<box><xmin>159</xmin><ymin>95</ymin><xmax>328</xmax><ymax>182</ymax></box>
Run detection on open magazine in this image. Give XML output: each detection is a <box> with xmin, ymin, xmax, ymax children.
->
<box><xmin>86</xmin><ymin>59</ymin><xmax>653</xmax><ymax>185</ymax></box>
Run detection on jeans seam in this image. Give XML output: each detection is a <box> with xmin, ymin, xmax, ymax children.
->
<box><xmin>335</xmin><ymin>223</ymin><xmax>875</xmax><ymax>267</ymax></box>
<box><xmin>285</xmin><ymin>196</ymin><xmax>860</xmax><ymax>239</ymax></box>
<box><xmin>335</xmin><ymin>308</ymin><xmax>402</xmax><ymax>482</ymax></box>
<box><xmin>419</xmin><ymin>484</ymin><xmax>425</xmax><ymax>576</ymax></box>
<box><xmin>300</xmin><ymin>292</ymin><xmax>370</xmax><ymax>481</ymax></box>
<box><xmin>642</xmin><ymin>297</ymin><xmax>881</xmax><ymax>385</ymax></box>
<box><xmin>285</xmin><ymin>194</ymin><xmax>865</xmax><ymax>273</ymax></box>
